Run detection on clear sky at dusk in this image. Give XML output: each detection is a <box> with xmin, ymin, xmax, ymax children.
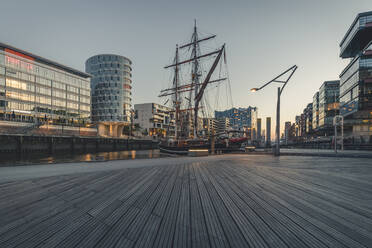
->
<box><xmin>1</xmin><ymin>0</ymin><xmax>371</xmax><ymax>135</ymax></box>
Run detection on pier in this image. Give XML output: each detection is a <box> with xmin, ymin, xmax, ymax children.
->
<box><xmin>0</xmin><ymin>154</ymin><xmax>372</xmax><ymax>247</ymax></box>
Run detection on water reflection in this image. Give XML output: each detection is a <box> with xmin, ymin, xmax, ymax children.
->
<box><xmin>0</xmin><ymin>149</ymin><xmax>163</xmax><ymax>167</ymax></box>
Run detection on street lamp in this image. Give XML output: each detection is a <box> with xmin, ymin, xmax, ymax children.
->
<box><xmin>333</xmin><ymin>115</ymin><xmax>344</xmax><ymax>153</ymax></box>
<box><xmin>250</xmin><ymin>65</ymin><xmax>298</xmax><ymax>156</ymax></box>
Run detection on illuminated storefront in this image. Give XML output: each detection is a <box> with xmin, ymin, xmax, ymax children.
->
<box><xmin>0</xmin><ymin>42</ymin><xmax>91</xmax><ymax>124</ymax></box>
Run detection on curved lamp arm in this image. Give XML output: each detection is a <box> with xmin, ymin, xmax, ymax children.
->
<box><xmin>250</xmin><ymin>65</ymin><xmax>298</xmax><ymax>93</ymax></box>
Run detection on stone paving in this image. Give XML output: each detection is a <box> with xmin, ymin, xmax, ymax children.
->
<box><xmin>0</xmin><ymin>155</ymin><xmax>372</xmax><ymax>247</ymax></box>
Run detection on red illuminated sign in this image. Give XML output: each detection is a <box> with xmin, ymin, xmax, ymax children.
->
<box><xmin>4</xmin><ymin>48</ymin><xmax>34</xmax><ymax>71</ymax></box>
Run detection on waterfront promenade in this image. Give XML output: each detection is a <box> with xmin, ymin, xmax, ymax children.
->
<box><xmin>1</xmin><ymin>155</ymin><xmax>372</xmax><ymax>247</ymax></box>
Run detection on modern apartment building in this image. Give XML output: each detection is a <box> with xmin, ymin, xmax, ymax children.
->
<box><xmin>134</xmin><ymin>103</ymin><xmax>175</xmax><ymax>138</ymax></box>
<box><xmin>0</xmin><ymin>42</ymin><xmax>91</xmax><ymax>125</ymax></box>
<box><xmin>339</xmin><ymin>11</ymin><xmax>372</xmax><ymax>140</ymax></box>
<box><xmin>202</xmin><ymin>118</ymin><xmax>217</xmax><ymax>137</ymax></box>
<box><xmin>216</xmin><ymin>117</ymin><xmax>230</xmax><ymax>134</ymax></box>
<box><xmin>86</xmin><ymin>54</ymin><xmax>132</xmax><ymax>137</ymax></box>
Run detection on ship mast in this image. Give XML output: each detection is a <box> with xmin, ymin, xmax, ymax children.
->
<box><xmin>174</xmin><ymin>45</ymin><xmax>180</xmax><ymax>140</ymax></box>
<box><xmin>192</xmin><ymin>20</ymin><xmax>200</xmax><ymax>138</ymax></box>
<box><xmin>160</xmin><ymin>21</ymin><xmax>225</xmax><ymax>140</ymax></box>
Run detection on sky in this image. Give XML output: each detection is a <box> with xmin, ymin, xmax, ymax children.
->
<box><xmin>1</xmin><ymin>0</ymin><xmax>371</xmax><ymax>135</ymax></box>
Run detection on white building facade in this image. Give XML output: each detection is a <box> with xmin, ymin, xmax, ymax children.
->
<box><xmin>134</xmin><ymin>103</ymin><xmax>175</xmax><ymax>137</ymax></box>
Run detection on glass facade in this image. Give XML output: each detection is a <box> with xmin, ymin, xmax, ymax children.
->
<box><xmin>318</xmin><ymin>81</ymin><xmax>340</xmax><ymax>128</ymax></box>
<box><xmin>85</xmin><ymin>54</ymin><xmax>132</xmax><ymax>123</ymax></box>
<box><xmin>339</xmin><ymin>44</ymin><xmax>372</xmax><ymax>117</ymax></box>
<box><xmin>215</xmin><ymin>107</ymin><xmax>257</xmax><ymax>130</ymax></box>
<box><xmin>0</xmin><ymin>47</ymin><xmax>90</xmax><ymax>123</ymax></box>
<box><xmin>340</xmin><ymin>12</ymin><xmax>372</xmax><ymax>57</ymax></box>
<box><xmin>312</xmin><ymin>92</ymin><xmax>319</xmax><ymax>130</ymax></box>
<box><xmin>339</xmin><ymin>12</ymin><xmax>372</xmax><ymax>139</ymax></box>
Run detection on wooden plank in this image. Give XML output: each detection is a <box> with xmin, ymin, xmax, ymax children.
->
<box><xmin>222</xmin><ymin>161</ymin><xmax>364</xmax><ymax>248</ymax></box>
<box><xmin>152</xmin><ymin>165</ymin><xmax>184</xmax><ymax>248</ymax></box>
<box><xmin>189</xmin><ymin>164</ymin><xmax>210</xmax><ymax>248</ymax></box>
<box><xmin>203</xmin><ymin>164</ymin><xmax>288</xmax><ymax>247</ymax></box>
<box><xmin>197</xmin><ymin>162</ymin><xmax>248</xmax><ymax>248</ymax></box>
<box><xmin>1</xmin><ymin>155</ymin><xmax>372</xmax><ymax>248</ymax></box>
<box><xmin>172</xmin><ymin>164</ymin><xmax>191</xmax><ymax>248</ymax></box>
<box><xmin>193</xmin><ymin>164</ymin><xmax>230</xmax><ymax>248</ymax></box>
<box><xmin>133</xmin><ymin>214</ymin><xmax>162</xmax><ymax>248</ymax></box>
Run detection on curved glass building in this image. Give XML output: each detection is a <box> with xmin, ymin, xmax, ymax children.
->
<box><xmin>85</xmin><ymin>54</ymin><xmax>132</xmax><ymax>137</ymax></box>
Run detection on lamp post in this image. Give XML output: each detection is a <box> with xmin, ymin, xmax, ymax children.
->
<box><xmin>251</xmin><ymin>65</ymin><xmax>298</xmax><ymax>156</ymax></box>
<box><xmin>333</xmin><ymin>115</ymin><xmax>344</xmax><ymax>153</ymax></box>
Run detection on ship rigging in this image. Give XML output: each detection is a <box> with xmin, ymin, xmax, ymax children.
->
<box><xmin>159</xmin><ymin>21</ymin><xmax>232</xmax><ymax>140</ymax></box>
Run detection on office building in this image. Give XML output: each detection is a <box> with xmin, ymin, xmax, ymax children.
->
<box><xmin>339</xmin><ymin>11</ymin><xmax>372</xmax><ymax>140</ymax></box>
<box><xmin>85</xmin><ymin>54</ymin><xmax>132</xmax><ymax>137</ymax></box>
<box><xmin>134</xmin><ymin>103</ymin><xmax>175</xmax><ymax>137</ymax></box>
<box><xmin>318</xmin><ymin>80</ymin><xmax>340</xmax><ymax>134</ymax></box>
<box><xmin>0</xmin><ymin>42</ymin><xmax>91</xmax><ymax>125</ymax></box>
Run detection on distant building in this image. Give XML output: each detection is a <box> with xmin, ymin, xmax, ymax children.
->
<box><xmin>266</xmin><ymin>117</ymin><xmax>271</xmax><ymax>147</ymax></box>
<box><xmin>202</xmin><ymin>118</ymin><xmax>217</xmax><ymax>137</ymax></box>
<box><xmin>86</xmin><ymin>54</ymin><xmax>132</xmax><ymax>137</ymax></box>
<box><xmin>284</xmin><ymin>121</ymin><xmax>291</xmax><ymax>144</ymax></box>
<box><xmin>300</xmin><ymin>113</ymin><xmax>306</xmax><ymax>137</ymax></box>
<box><xmin>215</xmin><ymin>107</ymin><xmax>257</xmax><ymax>130</ymax></box>
<box><xmin>312</xmin><ymin>92</ymin><xmax>319</xmax><ymax>130</ymax></box>
<box><xmin>257</xmin><ymin>118</ymin><xmax>262</xmax><ymax>141</ymax></box>
<box><xmin>134</xmin><ymin>103</ymin><xmax>175</xmax><ymax>138</ymax></box>
<box><xmin>216</xmin><ymin>117</ymin><xmax>230</xmax><ymax>134</ymax></box>
<box><xmin>295</xmin><ymin>115</ymin><xmax>301</xmax><ymax>137</ymax></box>
<box><xmin>318</xmin><ymin>80</ymin><xmax>340</xmax><ymax>135</ymax></box>
<box><xmin>339</xmin><ymin>11</ymin><xmax>372</xmax><ymax>141</ymax></box>
<box><xmin>304</xmin><ymin>103</ymin><xmax>313</xmax><ymax>134</ymax></box>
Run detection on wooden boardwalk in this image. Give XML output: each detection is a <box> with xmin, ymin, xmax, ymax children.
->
<box><xmin>1</xmin><ymin>155</ymin><xmax>372</xmax><ymax>247</ymax></box>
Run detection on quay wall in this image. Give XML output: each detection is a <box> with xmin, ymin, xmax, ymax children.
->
<box><xmin>0</xmin><ymin>134</ymin><xmax>158</xmax><ymax>154</ymax></box>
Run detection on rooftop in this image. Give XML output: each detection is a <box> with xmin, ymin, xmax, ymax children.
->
<box><xmin>0</xmin><ymin>41</ymin><xmax>90</xmax><ymax>78</ymax></box>
<box><xmin>339</xmin><ymin>11</ymin><xmax>372</xmax><ymax>58</ymax></box>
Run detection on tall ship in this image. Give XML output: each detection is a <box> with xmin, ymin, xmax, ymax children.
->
<box><xmin>159</xmin><ymin>21</ymin><xmax>247</xmax><ymax>154</ymax></box>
